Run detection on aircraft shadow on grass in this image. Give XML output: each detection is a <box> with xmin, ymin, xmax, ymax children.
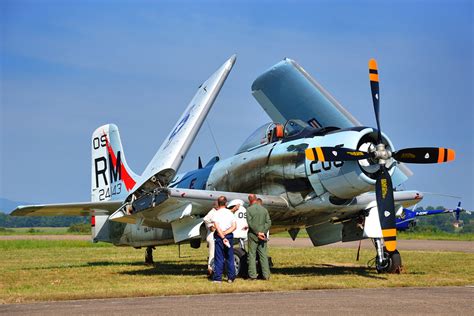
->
<box><xmin>24</xmin><ymin>261</ymin><xmax>145</xmax><ymax>270</ymax></box>
<box><xmin>25</xmin><ymin>261</ymin><xmax>401</xmax><ymax>279</ymax></box>
<box><xmin>118</xmin><ymin>261</ymin><xmax>387</xmax><ymax>280</ymax></box>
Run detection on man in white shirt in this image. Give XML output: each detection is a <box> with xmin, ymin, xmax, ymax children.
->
<box><xmin>203</xmin><ymin>202</ymin><xmax>218</xmax><ymax>277</ymax></box>
<box><xmin>212</xmin><ymin>196</ymin><xmax>237</xmax><ymax>283</ymax></box>
<box><xmin>227</xmin><ymin>199</ymin><xmax>248</xmax><ymax>248</ymax></box>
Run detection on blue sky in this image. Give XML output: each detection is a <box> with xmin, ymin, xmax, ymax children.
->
<box><xmin>1</xmin><ymin>0</ymin><xmax>472</xmax><ymax>210</ymax></box>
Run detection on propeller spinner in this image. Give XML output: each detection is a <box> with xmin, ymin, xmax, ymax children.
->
<box><xmin>305</xmin><ymin>58</ymin><xmax>456</xmax><ymax>253</ymax></box>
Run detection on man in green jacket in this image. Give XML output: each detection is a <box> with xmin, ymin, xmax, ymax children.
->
<box><xmin>246</xmin><ymin>194</ymin><xmax>271</xmax><ymax>280</ymax></box>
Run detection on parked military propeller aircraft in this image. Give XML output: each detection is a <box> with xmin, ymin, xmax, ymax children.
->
<box><xmin>12</xmin><ymin>55</ymin><xmax>455</xmax><ymax>274</ymax></box>
<box><xmin>397</xmin><ymin>202</ymin><xmax>471</xmax><ymax>231</ymax></box>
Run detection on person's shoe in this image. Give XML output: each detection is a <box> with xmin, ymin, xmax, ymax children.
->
<box><xmin>263</xmin><ymin>276</ymin><xmax>270</xmax><ymax>281</ymax></box>
<box><xmin>212</xmin><ymin>280</ymin><xmax>222</xmax><ymax>284</ymax></box>
<box><xmin>227</xmin><ymin>279</ymin><xmax>235</xmax><ymax>284</ymax></box>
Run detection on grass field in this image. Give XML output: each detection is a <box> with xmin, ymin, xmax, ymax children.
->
<box><xmin>2</xmin><ymin>227</ymin><xmax>473</xmax><ymax>241</ymax></box>
<box><xmin>1</xmin><ymin>240</ymin><xmax>473</xmax><ymax>304</ymax></box>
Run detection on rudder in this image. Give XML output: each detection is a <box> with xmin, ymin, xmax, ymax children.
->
<box><xmin>91</xmin><ymin>124</ymin><xmax>137</xmax><ymax>242</ymax></box>
<box><xmin>91</xmin><ymin>124</ymin><xmax>138</xmax><ymax>202</ymax></box>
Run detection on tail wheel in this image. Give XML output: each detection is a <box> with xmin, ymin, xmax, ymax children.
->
<box><xmin>376</xmin><ymin>249</ymin><xmax>402</xmax><ymax>274</ymax></box>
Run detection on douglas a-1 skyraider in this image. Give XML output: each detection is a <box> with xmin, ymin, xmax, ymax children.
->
<box><xmin>13</xmin><ymin>55</ymin><xmax>455</xmax><ymax>274</ymax></box>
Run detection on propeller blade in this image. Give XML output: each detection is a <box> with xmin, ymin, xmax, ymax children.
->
<box><xmin>375</xmin><ymin>165</ymin><xmax>397</xmax><ymax>252</ymax></box>
<box><xmin>455</xmin><ymin>208</ymin><xmax>461</xmax><ymax>221</ymax></box>
<box><xmin>305</xmin><ymin>147</ymin><xmax>371</xmax><ymax>162</ymax></box>
<box><xmin>369</xmin><ymin>58</ymin><xmax>382</xmax><ymax>143</ymax></box>
<box><xmin>455</xmin><ymin>201</ymin><xmax>462</xmax><ymax>221</ymax></box>
<box><xmin>393</xmin><ymin>147</ymin><xmax>455</xmax><ymax>164</ymax></box>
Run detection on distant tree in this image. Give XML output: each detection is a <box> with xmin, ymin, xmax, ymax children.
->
<box><xmin>0</xmin><ymin>212</ymin><xmax>89</xmax><ymax>228</ymax></box>
<box><xmin>67</xmin><ymin>223</ymin><xmax>90</xmax><ymax>233</ymax></box>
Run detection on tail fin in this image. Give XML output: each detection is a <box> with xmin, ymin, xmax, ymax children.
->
<box><xmin>91</xmin><ymin>124</ymin><xmax>138</xmax><ymax>202</ymax></box>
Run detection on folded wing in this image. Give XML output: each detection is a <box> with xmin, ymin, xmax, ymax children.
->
<box><xmin>130</xmin><ymin>55</ymin><xmax>237</xmax><ymax>198</ymax></box>
<box><xmin>251</xmin><ymin>58</ymin><xmax>360</xmax><ymax>129</ymax></box>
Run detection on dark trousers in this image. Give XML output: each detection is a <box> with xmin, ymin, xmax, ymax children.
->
<box><xmin>213</xmin><ymin>233</ymin><xmax>235</xmax><ymax>281</ymax></box>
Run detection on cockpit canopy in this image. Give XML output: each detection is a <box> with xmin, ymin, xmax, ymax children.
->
<box><xmin>236</xmin><ymin>119</ymin><xmax>310</xmax><ymax>154</ymax></box>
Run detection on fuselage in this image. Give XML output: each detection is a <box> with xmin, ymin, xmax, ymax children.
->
<box><xmin>169</xmin><ymin>123</ymin><xmax>398</xmax><ymax>230</ymax></box>
<box><xmin>106</xmin><ymin>122</ymin><xmax>421</xmax><ymax>247</ymax></box>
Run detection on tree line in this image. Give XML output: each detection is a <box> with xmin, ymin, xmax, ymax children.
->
<box><xmin>0</xmin><ymin>212</ymin><xmax>88</xmax><ymax>227</ymax></box>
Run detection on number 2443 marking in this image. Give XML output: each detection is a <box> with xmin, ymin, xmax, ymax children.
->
<box><xmin>98</xmin><ymin>183</ymin><xmax>122</xmax><ymax>201</ymax></box>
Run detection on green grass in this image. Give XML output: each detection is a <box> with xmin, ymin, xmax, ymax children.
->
<box><xmin>0</xmin><ymin>227</ymin><xmax>89</xmax><ymax>235</ymax></box>
<box><xmin>398</xmin><ymin>231</ymin><xmax>474</xmax><ymax>241</ymax></box>
<box><xmin>4</xmin><ymin>227</ymin><xmax>472</xmax><ymax>241</ymax></box>
<box><xmin>1</xmin><ymin>240</ymin><xmax>473</xmax><ymax>303</ymax></box>
<box><xmin>272</xmin><ymin>230</ymin><xmax>474</xmax><ymax>241</ymax></box>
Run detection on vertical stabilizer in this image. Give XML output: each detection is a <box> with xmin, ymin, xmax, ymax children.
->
<box><xmin>91</xmin><ymin>124</ymin><xmax>138</xmax><ymax>202</ymax></box>
<box><xmin>91</xmin><ymin>124</ymin><xmax>137</xmax><ymax>242</ymax></box>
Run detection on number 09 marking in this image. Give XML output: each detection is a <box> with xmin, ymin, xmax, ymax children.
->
<box><xmin>93</xmin><ymin>135</ymin><xmax>107</xmax><ymax>150</ymax></box>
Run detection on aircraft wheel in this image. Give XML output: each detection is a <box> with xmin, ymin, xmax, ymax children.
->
<box><xmin>145</xmin><ymin>246</ymin><xmax>154</xmax><ymax>265</ymax></box>
<box><xmin>233</xmin><ymin>248</ymin><xmax>248</xmax><ymax>278</ymax></box>
<box><xmin>210</xmin><ymin>248</ymin><xmax>248</xmax><ymax>278</ymax></box>
<box><xmin>376</xmin><ymin>250</ymin><xmax>402</xmax><ymax>274</ymax></box>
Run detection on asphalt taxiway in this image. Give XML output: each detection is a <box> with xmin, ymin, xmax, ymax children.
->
<box><xmin>1</xmin><ymin>286</ymin><xmax>472</xmax><ymax>315</ymax></box>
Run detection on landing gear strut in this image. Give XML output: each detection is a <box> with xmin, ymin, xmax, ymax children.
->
<box><xmin>145</xmin><ymin>246</ymin><xmax>155</xmax><ymax>265</ymax></box>
<box><xmin>373</xmin><ymin>238</ymin><xmax>401</xmax><ymax>274</ymax></box>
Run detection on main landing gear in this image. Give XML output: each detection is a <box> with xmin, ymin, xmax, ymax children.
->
<box><xmin>373</xmin><ymin>238</ymin><xmax>402</xmax><ymax>274</ymax></box>
<box><xmin>145</xmin><ymin>246</ymin><xmax>155</xmax><ymax>265</ymax></box>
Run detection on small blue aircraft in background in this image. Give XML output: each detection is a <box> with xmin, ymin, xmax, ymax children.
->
<box><xmin>396</xmin><ymin>202</ymin><xmax>472</xmax><ymax>231</ymax></box>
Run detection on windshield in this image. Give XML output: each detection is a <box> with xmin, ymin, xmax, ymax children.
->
<box><xmin>236</xmin><ymin>123</ymin><xmax>273</xmax><ymax>154</ymax></box>
<box><xmin>236</xmin><ymin>120</ymin><xmax>310</xmax><ymax>154</ymax></box>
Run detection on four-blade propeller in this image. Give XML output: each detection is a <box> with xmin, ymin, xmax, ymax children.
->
<box><xmin>305</xmin><ymin>58</ymin><xmax>456</xmax><ymax>252</ymax></box>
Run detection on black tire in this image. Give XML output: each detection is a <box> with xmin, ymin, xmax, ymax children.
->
<box><xmin>144</xmin><ymin>246</ymin><xmax>154</xmax><ymax>265</ymax></box>
<box><xmin>376</xmin><ymin>250</ymin><xmax>402</xmax><ymax>274</ymax></box>
<box><xmin>233</xmin><ymin>248</ymin><xmax>248</xmax><ymax>278</ymax></box>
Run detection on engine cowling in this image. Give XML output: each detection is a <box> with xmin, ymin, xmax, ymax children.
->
<box><xmin>305</xmin><ymin>127</ymin><xmax>396</xmax><ymax>199</ymax></box>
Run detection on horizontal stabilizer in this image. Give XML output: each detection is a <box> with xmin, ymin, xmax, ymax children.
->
<box><xmin>11</xmin><ymin>201</ymin><xmax>122</xmax><ymax>217</ymax></box>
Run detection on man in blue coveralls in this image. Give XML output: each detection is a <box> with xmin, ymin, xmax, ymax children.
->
<box><xmin>212</xmin><ymin>196</ymin><xmax>237</xmax><ymax>283</ymax></box>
